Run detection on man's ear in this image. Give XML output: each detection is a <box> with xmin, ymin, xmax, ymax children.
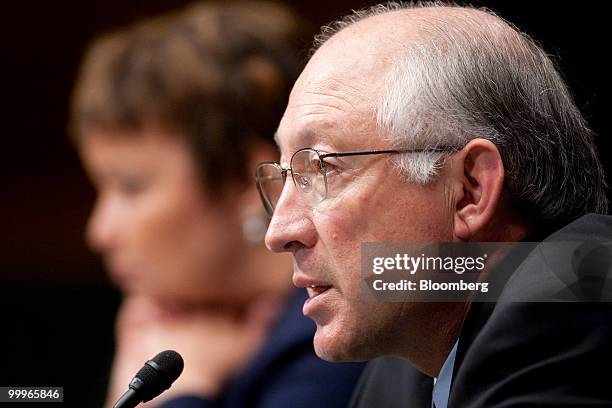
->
<box><xmin>453</xmin><ymin>138</ymin><xmax>504</xmax><ymax>240</ymax></box>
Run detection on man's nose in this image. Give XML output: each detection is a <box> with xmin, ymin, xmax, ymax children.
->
<box><xmin>265</xmin><ymin>182</ymin><xmax>317</xmax><ymax>253</ymax></box>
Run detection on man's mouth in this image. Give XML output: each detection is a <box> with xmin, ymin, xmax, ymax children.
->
<box><xmin>306</xmin><ymin>285</ymin><xmax>332</xmax><ymax>299</ymax></box>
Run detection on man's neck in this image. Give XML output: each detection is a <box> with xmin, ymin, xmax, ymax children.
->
<box><xmin>398</xmin><ymin>301</ymin><xmax>470</xmax><ymax>377</ymax></box>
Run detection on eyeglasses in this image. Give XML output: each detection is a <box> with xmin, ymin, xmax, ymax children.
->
<box><xmin>255</xmin><ymin>147</ymin><xmax>458</xmax><ymax>217</ymax></box>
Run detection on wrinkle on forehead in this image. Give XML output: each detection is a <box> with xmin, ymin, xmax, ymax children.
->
<box><xmin>291</xmin><ymin>68</ymin><xmax>372</xmax><ymax>114</ymax></box>
<box><xmin>278</xmin><ymin>57</ymin><xmax>385</xmax><ymax>153</ymax></box>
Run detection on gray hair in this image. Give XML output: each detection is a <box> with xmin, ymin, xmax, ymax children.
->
<box><xmin>312</xmin><ymin>1</ymin><xmax>608</xmax><ymax>226</ymax></box>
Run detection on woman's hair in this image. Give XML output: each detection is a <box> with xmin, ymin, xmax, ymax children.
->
<box><xmin>71</xmin><ymin>1</ymin><xmax>308</xmax><ymax>194</ymax></box>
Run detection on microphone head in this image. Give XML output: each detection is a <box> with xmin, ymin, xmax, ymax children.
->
<box><xmin>132</xmin><ymin>350</ymin><xmax>184</xmax><ymax>402</ymax></box>
<box><xmin>150</xmin><ymin>350</ymin><xmax>184</xmax><ymax>381</ymax></box>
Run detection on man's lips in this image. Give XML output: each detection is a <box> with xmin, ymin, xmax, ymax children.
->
<box><xmin>293</xmin><ymin>274</ymin><xmax>333</xmax><ymax>311</ymax></box>
<box><xmin>306</xmin><ymin>285</ymin><xmax>332</xmax><ymax>299</ymax></box>
<box><xmin>293</xmin><ymin>274</ymin><xmax>331</xmax><ymax>291</ymax></box>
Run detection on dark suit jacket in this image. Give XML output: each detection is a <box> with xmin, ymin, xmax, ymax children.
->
<box><xmin>160</xmin><ymin>289</ymin><xmax>364</xmax><ymax>408</ymax></box>
<box><xmin>350</xmin><ymin>214</ymin><xmax>612</xmax><ymax>407</ymax></box>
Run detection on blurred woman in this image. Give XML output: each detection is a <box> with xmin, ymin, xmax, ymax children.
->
<box><xmin>70</xmin><ymin>2</ymin><xmax>363</xmax><ymax>407</ymax></box>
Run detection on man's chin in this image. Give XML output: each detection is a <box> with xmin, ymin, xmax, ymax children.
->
<box><xmin>312</xmin><ymin>326</ymin><xmax>368</xmax><ymax>363</ymax></box>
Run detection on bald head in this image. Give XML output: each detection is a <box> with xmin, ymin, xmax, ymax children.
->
<box><xmin>302</xmin><ymin>5</ymin><xmax>521</xmax><ymax>105</ymax></box>
<box><xmin>282</xmin><ymin>3</ymin><xmax>606</xmax><ymax>222</ymax></box>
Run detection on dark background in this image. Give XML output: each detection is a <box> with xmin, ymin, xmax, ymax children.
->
<box><xmin>3</xmin><ymin>1</ymin><xmax>609</xmax><ymax>407</ymax></box>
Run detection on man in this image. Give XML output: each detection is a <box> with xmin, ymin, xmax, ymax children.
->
<box><xmin>256</xmin><ymin>3</ymin><xmax>611</xmax><ymax>407</ymax></box>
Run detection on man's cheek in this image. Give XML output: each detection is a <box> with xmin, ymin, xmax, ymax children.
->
<box><xmin>316</xmin><ymin>222</ymin><xmax>360</xmax><ymax>291</ymax></box>
<box><xmin>314</xmin><ymin>205</ymin><xmax>359</xmax><ymax>243</ymax></box>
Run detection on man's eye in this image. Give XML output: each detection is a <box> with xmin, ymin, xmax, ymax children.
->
<box><xmin>321</xmin><ymin>160</ymin><xmax>339</xmax><ymax>175</ymax></box>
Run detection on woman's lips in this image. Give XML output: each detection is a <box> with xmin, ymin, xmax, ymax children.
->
<box><xmin>106</xmin><ymin>260</ymin><xmax>135</xmax><ymax>288</ymax></box>
<box><xmin>107</xmin><ymin>269</ymin><xmax>129</xmax><ymax>287</ymax></box>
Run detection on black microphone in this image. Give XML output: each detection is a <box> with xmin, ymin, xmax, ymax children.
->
<box><xmin>113</xmin><ymin>350</ymin><xmax>184</xmax><ymax>408</ymax></box>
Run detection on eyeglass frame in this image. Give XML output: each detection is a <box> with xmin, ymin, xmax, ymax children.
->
<box><xmin>255</xmin><ymin>146</ymin><xmax>460</xmax><ymax>216</ymax></box>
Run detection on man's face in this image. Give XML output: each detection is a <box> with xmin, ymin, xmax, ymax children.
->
<box><xmin>265</xmin><ymin>37</ymin><xmax>455</xmax><ymax>362</ymax></box>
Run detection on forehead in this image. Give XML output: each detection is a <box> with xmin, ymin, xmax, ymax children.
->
<box><xmin>275</xmin><ymin>36</ymin><xmax>396</xmax><ymax>156</ymax></box>
<box><xmin>79</xmin><ymin>128</ymin><xmax>191</xmax><ymax>177</ymax></box>
<box><xmin>275</xmin><ymin>10</ymin><xmax>426</xmax><ymax>157</ymax></box>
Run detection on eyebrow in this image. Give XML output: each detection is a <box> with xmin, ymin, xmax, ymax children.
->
<box><xmin>276</xmin><ymin>128</ymin><xmax>321</xmax><ymax>156</ymax></box>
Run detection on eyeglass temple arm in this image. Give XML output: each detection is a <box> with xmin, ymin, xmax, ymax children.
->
<box><xmin>320</xmin><ymin>147</ymin><xmax>458</xmax><ymax>159</ymax></box>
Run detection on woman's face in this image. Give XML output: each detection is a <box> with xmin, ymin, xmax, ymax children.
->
<box><xmin>79</xmin><ymin>128</ymin><xmax>245</xmax><ymax>304</ymax></box>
